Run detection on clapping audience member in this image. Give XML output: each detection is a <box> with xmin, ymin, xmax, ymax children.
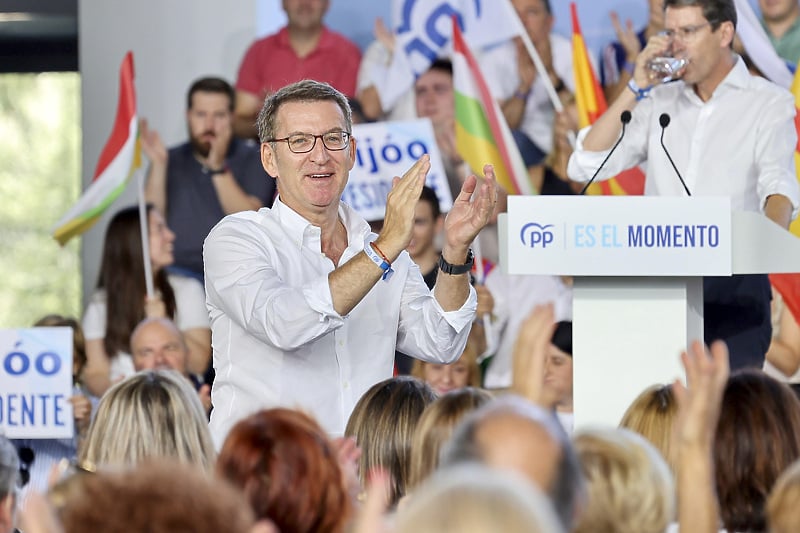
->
<box><xmin>408</xmin><ymin>387</ymin><xmax>492</xmax><ymax>490</ymax></box>
<box><xmin>713</xmin><ymin>370</ymin><xmax>800</xmax><ymax>531</ymax></box>
<box><xmin>345</xmin><ymin>376</ymin><xmax>436</xmax><ymax>508</ymax></box>
<box><xmin>79</xmin><ymin>369</ymin><xmax>215</xmax><ymax>471</ymax></box>
<box><xmin>13</xmin><ymin>315</ymin><xmax>94</xmax><ymax>495</ymax></box>
<box><xmin>82</xmin><ymin>205</ymin><xmax>210</xmax><ymax>396</ymax></box>
<box><xmin>572</xmin><ymin>428</ymin><xmax>675</xmax><ymax>533</ymax></box>
<box><xmin>233</xmin><ymin>0</ymin><xmax>361</xmax><ymax>138</ymax></box>
<box><xmin>619</xmin><ymin>384</ymin><xmax>679</xmax><ymax>473</ymax></box>
<box><xmin>217</xmin><ymin>408</ymin><xmax>351</xmax><ymax>533</ymax></box>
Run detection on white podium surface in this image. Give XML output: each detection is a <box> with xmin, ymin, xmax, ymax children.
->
<box><xmin>499</xmin><ymin>196</ymin><xmax>799</xmax><ymax>430</ymax></box>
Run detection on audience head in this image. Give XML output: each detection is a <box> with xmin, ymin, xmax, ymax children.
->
<box><xmin>217</xmin><ymin>408</ymin><xmax>350</xmax><ymax>533</ymax></box>
<box><xmin>79</xmin><ymin>369</ymin><xmax>215</xmax><ymax>471</ymax></box>
<box><xmin>54</xmin><ymin>460</ymin><xmax>261</xmax><ymax>533</ymax></box>
<box><xmin>441</xmin><ymin>395</ymin><xmax>584</xmax><ymax>530</ymax></box>
<box><xmin>412</xmin><ymin>338</ymin><xmax>481</xmax><ymax>396</ymax></box>
<box><xmin>768</xmin><ymin>459</ymin><xmax>800</xmax><ymax>533</ymax></box>
<box><xmin>0</xmin><ymin>437</ymin><xmax>18</xmax><ymax>533</ymax></box>
<box><xmin>759</xmin><ymin>0</ymin><xmax>799</xmax><ymax>26</ymax></box>
<box><xmin>395</xmin><ymin>464</ymin><xmax>564</xmax><ymax>533</ymax></box>
<box><xmin>406</xmin><ymin>185</ymin><xmax>443</xmax><ymax>260</ymax></box>
<box><xmin>257</xmin><ymin>79</ymin><xmax>352</xmax><ymax>144</ymax></box>
<box><xmin>541</xmin><ymin>321</ymin><xmax>573</xmax><ymax>410</ymax></box>
<box><xmin>130</xmin><ymin>317</ymin><xmax>189</xmax><ymax>375</ymax></box>
<box><xmin>34</xmin><ymin>314</ymin><xmax>87</xmax><ymax>379</ymax></box>
<box><xmin>186</xmin><ymin>77</ymin><xmax>235</xmax><ymax>157</ymax></box>
<box><xmin>283</xmin><ymin>0</ymin><xmax>328</xmax><ymax>32</ymax></box>
<box><xmin>714</xmin><ymin>370</ymin><xmax>800</xmax><ymax>531</ymax></box>
<box><xmin>511</xmin><ymin>0</ymin><xmax>554</xmax><ymax>46</ymax></box>
<box><xmin>97</xmin><ymin>205</ymin><xmax>176</xmax><ymax>358</ymax></box>
<box><xmin>409</xmin><ymin>387</ymin><xmax>493</xmax><ymax>489</ymax></box>
<box><xmin>572</xmin><ymin>428</ymin><xmax>675</xmax><ymax>533</ymax></box>
<box><xmin>619</xmin><ymin>384</ymin><xmax>678</xmax><ymax>472</ymax></box>
<box><xmin>345</xmin><ymin>376</ymin><xmax>437</xmax><ymax>507</ymax></box>
<box><xmin>414</xmin><ymin>58</ymin><xmax>453</xmax><ymax>124</ymax></box>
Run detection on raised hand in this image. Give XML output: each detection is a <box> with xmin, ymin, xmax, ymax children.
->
<box><xmin>139</xmin><ymin>119</ymin><xmax>167</xmax><ymax>167</ymax></box>
<box><xmin>610</xmin><ymin>11</ymin><xmax>643</xmax><ymax>65</ymax></box>
<box><xmin>511</xmin><ymin>304</ymin><xmax>556</xmax><ymax>407</ymax></box>
<box><xmin>69</xmin><ymin>394</ymin><xmax>92</xmax><ymax>437</ymax></box>
<box><xmin>374</xmin><ymin>17</ymin><xmax>395</xmax><ymax>54</ymax></box>
<box><xmin>635</xmin><ymin>32</ymin><xmax>673</xmax><ymax>87</ymax></box>
<box><xmin>376</xmin><ymin>155</ymin><xmax>431</xmax><ymax>260</ymax></box>
<box><xmin>442</xmin><ymin>164</ymin><xmax>497</xmax><ymax>255</ymax></box>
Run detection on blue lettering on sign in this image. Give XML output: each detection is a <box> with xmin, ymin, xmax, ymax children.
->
<box><xmin>3</xmin><ymin>342</ymin><xmax>62</xmax><ymax>377</ymax></box>
<box><xmin>0</xmin><ymin>393</ymin><xmax>67</xmax><ymax>427</ymax></box>
<box><xmin>574</xmin><ymin>225</ymin><xmax>595</xmax><ymax>247</ymax></box>
<box><xmin>627</xmin><ymin>224</ymin><xmax>720</xmax><ymax>248</ymax></box>
<box><xmin>520</xmin><ymin>222</ymin><xmax>555</xmax><ymax>248</ymax></box>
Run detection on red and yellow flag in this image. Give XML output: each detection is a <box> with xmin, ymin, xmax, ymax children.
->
<box><xmin>571</xmin><ymin>3</ymin><xmax>644</xmax><ymax>196</ymax></box>
<box><xmin>452</xmin><ymin>17</ymin><xmax>534</xmax><ymax>195</ymax></box>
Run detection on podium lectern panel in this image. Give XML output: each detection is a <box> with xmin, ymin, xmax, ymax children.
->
<box><xmin>499</xmin><ymin>196</ymin><xmax>797</xmax><ymax>430</ymax></box>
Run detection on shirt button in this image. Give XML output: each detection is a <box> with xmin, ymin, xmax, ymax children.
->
<box><xmin>343</xmin><ymin>381</ymin><xmax>350</xmax><ymax>389</ymax></box>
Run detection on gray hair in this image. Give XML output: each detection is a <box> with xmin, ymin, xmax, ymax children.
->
<box><xmin>256</xmin><ymin>79</ymin><xmax>353</xmax><ymax>143</ymax></box>
<box><xmin>441</xmin><ymin>395</ymin><xmax>585</xmax><ymax>530</ymax></box>
<box><xmin>0</xmin><ymin>436</ymin><xmax>19</xmax><ymax>501</ymax></box>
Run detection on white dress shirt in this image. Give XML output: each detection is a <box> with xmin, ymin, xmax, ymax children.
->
<box><xmin>204</xmin><ymin>198</ymin><xmax>476</xmax><ymax>446</ymax></box>
<box><xmin>568</xmin><ymin>57</ymin><xmax>800</xmax><ymax>216</ymax></box>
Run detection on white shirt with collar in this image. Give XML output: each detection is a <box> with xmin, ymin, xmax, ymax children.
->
<box><xmin>204</xmin><ymin>197</ymin><xmax>476</xmax><ymax>446</ymax></box>
<box><xmin>568</xmin><ymin>56</ymin><xmax>800</xmax><ymax>216</ymax></box>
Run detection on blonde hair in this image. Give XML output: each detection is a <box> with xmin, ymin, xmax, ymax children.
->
<box><xmin>344</xmin><ymin>377</ymin><xmax>436</xmax><ymax>507</ymax></box>
<box><xmin>619</xmin><ymin>384</ymin><xmax>678</xmax><ymax>472</ymax></box>
<box><xmin>408</xmin><ymin>387</ymin><xmax>492</xmax><ymax>489</ymax></box>
<box><xmin>768</xmin><ymin>459</ymin><xmax>800</xmax><ymax>533</ymax></box>
<box><xmin>79</xmin><ymin>369</ymin><xmax>215</xmax><ymax>471</ymax></box>
<box><xmin>572</xmin><ymin>428</ymin><xmax>675</xmax><ymax>533</ymax></box>
<box><xmin>395</xmin><ymin>464</ymin><xmax>564</xmax><ymax>533</ymax></box>
<box><xmin>410</xmin><ymin>332</ymin><xmax>481</xmax><ymax>388</ymax></box>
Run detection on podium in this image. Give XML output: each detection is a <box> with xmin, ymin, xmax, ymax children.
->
<box><xmin>498</xmin><ymin>196</ymin><xmax>800</xmax><ymax>430</ymax></box>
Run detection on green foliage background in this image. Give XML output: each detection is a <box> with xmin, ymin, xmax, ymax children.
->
<box><xmin>0</xmin><ymin>73</ymin><xmax>81</xmax><ymax>327</ymax></box>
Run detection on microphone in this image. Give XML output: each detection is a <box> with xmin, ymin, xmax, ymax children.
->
<box><xmin>580</xmin><ymin>110</ymin><xmax>632</xmax><ymax>195</ymax></box>
<box><xmin>658</xmin><ymin>113</ymin><xmax>692</xmax><ymax>196</ymax></box>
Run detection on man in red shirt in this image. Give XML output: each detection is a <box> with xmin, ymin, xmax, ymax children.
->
<box><xmin>234</xmin><ymin>0</ymin><xmax>361</xmax><ymax>139</ymax></box>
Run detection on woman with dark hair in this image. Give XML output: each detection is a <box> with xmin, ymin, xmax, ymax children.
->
<box><xmin>81</xmin><ymin>205</ymin><xmax>210</xmax><ymax>396</ymax></box>
<box><xmin>217</xmin><ymin>408</ymin><xmax>351</xmax><ymax>533</ymax></box>
<box><xmin>714</xmin><ymin>370</ymin><xmax>800</xmax><ymax>531</ymax></box>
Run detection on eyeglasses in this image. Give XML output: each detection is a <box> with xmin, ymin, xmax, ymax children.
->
<box><xmin>18</xmin><ymin>446</ymin><xmax>34</xmax><ymax>487</ymax></box>
<box><xmin>267</xmin><ymin>131</ymin><xmax>351</xmax><ymax>154</ymax></box>
<box><xmin>662</xmin><ymin>21</ymin><xmax>715</xmax><ymax>42</ymax></box>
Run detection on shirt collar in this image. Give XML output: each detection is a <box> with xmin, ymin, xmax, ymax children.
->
<box><xmin>272</xmin><ymin>196</ymin><xmax>372</xmax><ymax>251</ymax></box>
<box><xmin>681</xmin><ymin>54</ymin><xmax>749</xmax><ymax>102</ymax></box>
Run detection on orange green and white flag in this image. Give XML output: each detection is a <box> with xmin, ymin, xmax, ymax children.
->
<box><xmin>52</xmin><ymin>52</ymin><xmax>141</xmax><ymax>245</ymax></box>
<box><xmin>452</xmin><ymin>16</ymin><xmax>534</xmax><ymax>195</ymax></box>
<box><xmin>571</xmin><ymin>2</ymin><xmax>644</xmax><ymax>196</ymax></box>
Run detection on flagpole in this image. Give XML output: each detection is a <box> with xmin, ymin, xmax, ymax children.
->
<box><xmin>137</xmin><ymin>169</ymin><xmax>155</xmax><ymax>299</ymax></box>
<box><xmin>501</xmin><ymin>0</ymin><xmax>576</xmax><ymax>147</ymax></box>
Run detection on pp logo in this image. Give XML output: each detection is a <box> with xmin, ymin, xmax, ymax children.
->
<box><xmin>520</xmin><ymin>222</ymin><xmax>555</xmax><ymax>248</ymax></box>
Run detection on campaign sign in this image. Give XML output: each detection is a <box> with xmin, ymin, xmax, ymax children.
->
<box><xmin>0</xmin><ymin>328</ymin><xmax>73</xmax><ymax>439</ymax></box>
<box><xmin>343</xmin><ymin>119</ymin><xmax>453</xmax><ymax>222</ymax></box>
<box><xmin>506</xmin><ymin>196</ymin><xmax>732</xmax><ymax>276</ymax></box>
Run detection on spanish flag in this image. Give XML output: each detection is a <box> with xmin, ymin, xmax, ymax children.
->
<box><xmin>571</xmin><ymin>3</ymin><xmax>644</xmax><ymax>196</ymax></box>
<box><xmin>452</xmin><ymin>17</ymin><xmax>534</xmax><ymax>195</ymax></box>
<box><xmin>52</xmin><ymin>52</ymin><xmax>141</xmax><ymax>245</ymax></box>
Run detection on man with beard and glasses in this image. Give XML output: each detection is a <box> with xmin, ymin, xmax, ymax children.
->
<box><xmin>141</xmin><ymin>77</ymin><xmax>276</xmax><ymax>283</ymax></box>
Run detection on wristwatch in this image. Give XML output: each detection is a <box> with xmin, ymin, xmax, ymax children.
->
<box><xmin>437</xmin><ymin>249</ymin><xmax>474</xmax><ymax>276</ymax></box>
<box><xmin>203</xmin><ymin>164</ymin><xmax>229</xmax><ymax>176</ymax></box>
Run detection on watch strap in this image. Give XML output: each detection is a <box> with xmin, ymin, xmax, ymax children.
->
<box><xmin>438</xmin><ymin>249</ymin><xmax>474</xmax><ymax>276</ymax></box>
